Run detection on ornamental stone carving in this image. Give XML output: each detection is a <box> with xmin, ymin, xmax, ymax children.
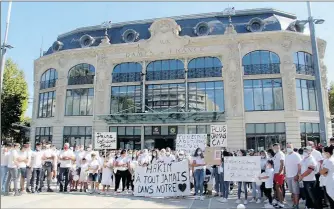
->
<box><xmin>281</xmin><ymin>36</ymin><xmax>292</xmax><ymax>51</ymax></box>
<box><xmin>149</xmin><ymin>18</ymin><xmax>181</xmax><ymax>36</ymax></box>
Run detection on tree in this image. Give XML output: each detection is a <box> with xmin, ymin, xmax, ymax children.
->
<box><xmin>1</xmin><ymin>59</ymin><xmax>29</xmax><ymax>142</ymax></box>
<box><xmin>329</xmin><ymin>82</ymin><xmax>334</xmax><ymax>115</ymax></box>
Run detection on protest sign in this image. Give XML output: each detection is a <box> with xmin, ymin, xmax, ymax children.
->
<box><xmin>176</xmin><ymin>134</ymin><xmax>207</xmax><ymax>154</ymax></box>
<box><xmin>224</xmin><ymin>156</ymin><xmax>261</xmax><ymax>182</ymax></box>
<box><xmin>204</xmin><ymin>147</ymin><xmax>221</xmax><ymax>165</ymax></box>
<box><xmin>94</xmin><ymin>132</ymin><xmax>117</xmax><ymax>149</ymax></box>
<box><xmin>210</xmin><ymin>125</ymin><xmax>227</xmax><ymax>147</ymax></box>
<box><xmin>133</xmin><ymin>161</ymin><xmax>191</xmax><ymax>197</ymax></box>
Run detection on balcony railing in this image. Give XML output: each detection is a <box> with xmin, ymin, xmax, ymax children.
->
<box><xmin>40</xmin><ymin>79</ymin><xmax>57</xmax><ymax>90</ymax></box>
<box><xmin>68</xmin><ymin>75</ymin><xmax>94</xmax><ymax>85</ymax></box>
<box><xmin>295</xmin><ymin>64</ymin><xmax>315</xmax><ymax>76</ymax></box>
<box><xmin>188</xmin><ymin>67</ymin><xmax>222</xmax><ymax>78</ymax></box>
<box><xmin>243</xmin><ymin>63</ymin><xmax>280</xmax><ymax>75</ymax></box>
<box><xmin>146</xmin><ymin>69</ymin><xmax>185</xmax><ymax>81</ymax></box>
<box><xmin>112</xmin><ymin>72</ymin><xmax>141</xmax><ymax>83</ymax></box>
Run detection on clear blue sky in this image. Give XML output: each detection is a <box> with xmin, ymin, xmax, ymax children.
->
<box><xmin>1</xmin><ymin>2</ymin><xmax>333</xmax><ymax>118</ymax></box>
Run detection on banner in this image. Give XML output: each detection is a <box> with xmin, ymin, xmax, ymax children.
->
<box><xmin>133</xmin><ymin>161</ymin><xmax>191</xmax><ymax>197</ymax></box>
<box><xmin>210</xmin><ymin>125</ymin><xmax>227</xmax><ymax>147</ymax></box>
<box><xmin>176</xmin><ymin>134</ymin><xmax>207</xmax><ymax>154</ymax></box>
<box><xmin>94</xmin><ymin>132</ymin><xmax>117</xmax><ymax>149</ymax></box>
<box><xmin>204</xmin><ymin>147</ymin><xmax>221</xmax><ymax>165</ymax></box>
<box><xmin>224</xmin><ymin>156</ymin><xmax>261</xmax><ymax>182</ymax></box>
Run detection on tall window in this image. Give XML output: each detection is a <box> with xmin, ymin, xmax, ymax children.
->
<box><xmin>65</xmin><ymin>88</ymin><xmax>94</xmax><ymax>116</ymax></box>
<box><xmin>294</xmin><ymin>52</ymin><xmax>314</xmax><ymax>75</ymax></box>
<box><xmin>188</xmin><ymin>57</ymin><xmax>222</xmax><ymax>78</ymax></box>
<box><xmin>242</xmin><ymin>50</ymin><xmax>280</xmax><ymax>75</ymax></box>
<box><xmin>38</xmin><ymin>91</ymin><xmax>56</xmax><ymax>118</ymax></box>
<box><xmin>146</xmin><ymin>83</ymin><xmax>186</xmax><ymax>112</ymax></box>
<box><xmin>188</xmin><ymin>81</ymin><xmax>224</xmax><ymax>112</ymax></box>
<box><xmin>112</xmin><ymin>62</ymin><xmax>142</xmax><ymax>83</ymax></box>
<box><xmin>300</xmin><ymin>122</ymin><xmax>320</xmax><ymax>147</ymax></box>
<box><xmin>244</xmin><ymin>79</ymin><xmax>284</xmax><ymax>111</ymax></box>
<box><xmin>110</xmin><ymin>126</ymin><xmax>141</xmax><ymax>150</ymax></box>
<box><xmin>146</xmin><ymin>59</ymin><xmax>185</xmax><ymax>81</ymax></box>
<box><xmin>68</xmin><ymin>63</ymin><xmax>95</xmax><ymax>85</ymax></box>
<box><xmin>296</xmin><ymin>79</ymin><xmax>317</xmax><ymax>111</ymax></box>
<box><xmin>40</xmin><ymin>68</ymin><xmax>57</xmax><ymax>89</ymax></box>
<box><xmin>35</xmin><ymin>127</ymin><xmax>53</xmax><ymax>144</ymax></box>
<box><xmin>63</xmin><ymin>126</ymin><xmax>92</xmax><ymax>147</ymax></box>
<box><xmin>111</xmin><ymin>85</ymin><xmax>142</xmax><ymax>113</ymax></box>
<box><xmin>246</xmin><ymin>123</ymin><xmax>286</xmax><ymax>151</ymax></box>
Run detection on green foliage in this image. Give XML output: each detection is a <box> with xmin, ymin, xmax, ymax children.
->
<box><xmin>329</xmin><ymin>82</ymin><xmax>334</xmax><ymax>115</ymax></box>
<box><xmin>1</xmin><ymin>59</ymin><xmax>29</xmax><ymax>141</ymax></box>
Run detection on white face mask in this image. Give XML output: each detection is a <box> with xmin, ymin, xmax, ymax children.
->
<box><xmin>303</xmin><ymin>152</ymin><xmax>309</xmax><ymax>157</ymax></box>
<box><xmin>306</xmin><ymin>146</ymin><xmax>312</xmax><ymax>150</ymax></box>
<box><xmin>197</xmin><ymin>151</ymin><xmax>202</xmax><ymax>155</ymax></box>
<box><xmin>152</xmin><ymin>153</ymin><xmax>156</xmax><ymax>156</ymax></box>
<box><xmin>286</xmin><ymin>148</ymin><xmax>293</xmax><ymax>153</ymax></box>
<box><xmin>166</xmin><ymin>152</ymin><xmax>170</xmax><ymax>156</ymax></box>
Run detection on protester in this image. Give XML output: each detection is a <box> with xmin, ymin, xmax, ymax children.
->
<box><xmin>236</xmin><ymin>149</ymin><xmax>248</xmax><ymax>205</ymax></box>
<box><xmin>272</xmin><ymin>143</ymin><xmax>285</xmax><ymax>208</ymax></box>
<box><xmin>5</xmin><ymin>143</ymin><xmax>20</xmax><ymax>196</ymax></box>
<box><xmin>320</xmin><ymin>146</ymin><xmax>334</xmax><ymax>208</ymax></box>
<box><xmin>17</xmin><ymin>145</ymin><xmax>29</xmax><ymax>193</ymax></box>
<box><xmin>58</xmin><ymin>143</ymin><xmax>75</xmax><ymax>192</ymax></box>
<box><xmin>259</xmin><ymin>160</ymin><xmax>275</xmax><ymax>208</ymax></box>
<box><xmin>259</xmin><ymin>150</ymin><xmax>268</xmax><ymax>202</ymax></box>
<box><xmin>1</xmin><ymin>144</ymin><xmax>10</xmax><ymax>194</ymax></box>
<box><xmin>217</xmin><ymin>151</ymin><xmax>230</xmax><ymax>203</ymax></box>
<box><xmin>88</xmin><ymin>152</ymin><xmax>100</xmax><ymax>194</ymax></box>
<box><xmin>114</xmin><ymin>149</ymin><xmax>129</xmax><ymax>194</ymax></box>
<box><xmin>192</xmin><ymin>147</ymin><xmax>206</xmax><ymax>201</ymax></box>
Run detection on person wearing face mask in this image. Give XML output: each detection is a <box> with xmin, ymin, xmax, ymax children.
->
<box><xmin>151</xmin><ymin>150</ymin><xmax>159</xmax><ymax>164</ymax></box>
<box><xmin>192</xmin><ymin>148</ymin><xmax>206</xmax><ymax>201</ymax></box>
<box><xmin>4</xmin><ymin>143</ymin><xmax>20</xmax><ymax>196</ymax></box>
<box><xmin>284</xmin><ymin>143</ymin><xmax>302</xmax><ymax>209</ymax></box>
<box><xmin>259</xmin><ymin>151</ymin><xmax>268</xmax><ymax>202</ymax></box>
<box><xmin>87</xmin><ymin>152</ymin><xmax>100</xmax><ymax>194</ymax></box>
<box><xmin>177</xmin><ymin>151</ymin><xmax>186</xmax><ymax>162</ymax></box>
<box><xmin>271</xmin><ymin>143</ymin><xmax>285</xmax><ymax>208</ymax></box>
<box><xmin>74</xmin><ymin>145</ymin><xmax>85</xmax><ymax>191</ymax></box>
<box><xmin>127</xmin><ymin>150</ymin><xmax>138</xmax><ymax>193</ymax></box>
<box><xmin>319</xmin><ymin>146</ymin><xmax>334</xmax><ymax>208</ymax></box>
<box><xmin>299</xmin><ymin>147</ymin><xmax>318</xmax><ymax>209</ymax></box>
<box><xmin>258</xmin><ymin>160</ymin><xmax>275</xmax><ymax>208</ymax></box>
<box><xmin>58</xmin><ymin>143</ymin><xmax>75</xmax><ymax>192</ymax></box>
<box><xmin>114</xmin><ymin>149</ymin><xmax>130</xmax><ymax>194</ymax></box>
<box><xmin>217</xmin><ymin>151</ymin><xmax>231</xmax><ymax>203</ymax></box>
<box><xmin>16</xmin><ymin>145</ymin><xmax>29</xmax><ymax>194</ymax></box>
<box><xmin>138</xmin><ymin>149</ymin><xmax>150</xmax><ymax>166</ymax></box>
<box><xmin>40</xmin><ymin>143</ymin><xmax>56</xmax><ymax>192</ymax></box>
<box><xmin>161</xmin><ymin>147</ymin><xmax>175</xmax><ymax>163</ymax></box>
<box><xmin>30</xmin><ymin>143</ymin><xmax>44</xmax><ymax>193</ymax></box>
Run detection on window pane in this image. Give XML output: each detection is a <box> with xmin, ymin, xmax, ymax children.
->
<box><xmin>276</xmin><ymin>123</ymin><xmax>285</xmax><ymax>133</ymax></box>
<box><xmin>306</xmin><ymin>123</ymin><xmax>313</xmax><ymax>133</ymax></box>
<box><xmin>266</xmin><ymin>124</ymin><xmax>275</xmax><ymax>133</ymax></box>
<box><xmin>79</xmin><ymin>127</ymin><xmax>86</xmax><ymax>135</ymax></box>
<box><xmin>71</xmin><ymin>126</ymin><xmax>78</xmax><ymax>135</ymax></box>
<box><xmin>64</xmin><ymin>127</ymin><xmax>71</xmax><ymax>135</ymax></box>
<box><xmin>118</xmin><ymin>127</ymin><xmax>126</xmax><ymax>135</ymax></box>
<box><xmin>145</xmin><ymin>126</ymin><xmax>152</xmax><ymax>135</ymax></box>
<box><xmin>300</xmin><ymin>123</ymin><xmax>306</xmax><ymax>133</ymax></box>
<box><xmin>161</xmin><ymin>126</ymin><xmax>168</xmax><ymax>135</ymax></box>
<box><xmin>126</xmin><ymin>127</ymin><xmax>134</xmax><ymax>135</ymax></box>
<box><xmin>134</xmin><ymin>127</ymin><xmax>141</xmax><ymax>135</ymax></box>
<box><xmin>110</xmin><ymin>127</ymin><xmax>117</xmax><ymax>133</ymax></box>
<box><xmin>255</xmin><ymin>124</ymin><xmax>265</xmax><ymax>133</ymax></box>
<box><xmin>86</xmin><ymin>127</ymin><xmax>92</xmax><ymax>135</ymax></box>
<box><xmin>188</xmin><ymin>125</ymin><xmax>196</xmax><ymax>134</ymax></box>
<box><xmin>246</xmin><ymin>124</ymin><xmax>255</xmax><ymax>133</ymax></box>
<box><xmin>312</xmin><ymin>123</ymin><xmax>319</xmax><ymax>133</ymax></box>
<box><xmin>177</xmin><ymin>126</ymin><xmax>185</xmax><ymax>134</ymax></box>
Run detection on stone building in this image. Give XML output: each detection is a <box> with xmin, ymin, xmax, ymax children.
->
<box><xmin>32</xmin><ymin>8</ymin><xmax>332</xmax><ymax>151</ymax></box>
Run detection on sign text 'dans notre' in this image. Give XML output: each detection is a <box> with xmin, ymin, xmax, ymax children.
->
<box><xmin>125</xmin><ymin>47</ymin><xmax>204</xmax><ymax>58</ymax></box>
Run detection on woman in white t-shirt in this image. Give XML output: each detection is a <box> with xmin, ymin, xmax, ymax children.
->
<box><xmin>88</xmin><ymin>152</ymin><xmax>100</xmax><ymax>194</ymax></box>
<box><xmin>150</xmin><ymin>150</ymin><xmax>159</xmax><ymax>164</ymax></box>
<box><xmin>299</xmin><ymin>147</ymin><xmax>317</xmax><ymax>209</ymax></box>
<box><xmin>192</xmin><ymin>148</ymin><xmax>206</xmax><ymax>201</ymax></box>
<box><xmin>320</xmin><ymin>146</ymin><xmax>334</xmax><ymax>208</ymax></box>
<box><xmin>114</xmin><ymin>149</ymin><xmax>130</xmax><ymax>194</ymax></box>
<box><xmin>101</xmin><ymin>155</ymin><xmax>113</xmax><ymax>194</ymax></box>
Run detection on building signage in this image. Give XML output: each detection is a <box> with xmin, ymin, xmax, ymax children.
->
<box><xmin>152</xmin><ymin>126</ymin><xmax>161</xmax><ymax>135</ymax></box>
<box><xmin>175</xmin><ymin>134</ymin><xmax>207</xmax><ymax>155</ymax></box>
<box><xmin>125</xmin><ymin>47</ymin><xmax>204</xmax><ymax>58</ymax></box>
<box><xmin>210</xmin><ymin>125</ymin><xmax>227</xmax><ymax>147</ymax></box>
<box><xmin>168</xmin><ymin>126</ymin><xmax>177</xmax><ymax>135</ymax></box>
<box><xmin>94</xmin><ymin>132</ymin><xmax>117</xmax><ymax>150</ymax></box>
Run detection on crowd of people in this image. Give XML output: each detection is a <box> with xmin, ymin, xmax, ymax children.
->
<box><xmin>1</xmin><ymin>137</ymin><xmax>334</xmax><ymax>209</ymax></box>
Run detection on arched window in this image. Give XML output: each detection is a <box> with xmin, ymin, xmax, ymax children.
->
<box><xmin>242</xmin><ymin>50</ymin><xmax>280</xmax><ymax>75</ymax></box>
<box><xmin>146</xmin><ymin>59</ymin><xmax>184</xmax><ymax>81</ymax></box>
<box><xmin>112</xmin><ymin>62</ymin><xmax>142</xmax><ymax>83</ymax></box>
<box><xmin>40</xmin><ymin>68</ymin><xmax>57</xmax><ymax>89</ymax></box>
<box><xmin>294</xmin><ymin>51</ymin><xmax>314</xmax><ymax>75</ymax></box>
<box><xmin>68</xmin><ymin>63</ymin><xmax>95</xmax><ymax>85</ymax></box>
<box><xmin>188</xmin><ymin>57</ymin><xmax>222</xmax><ymax>78</ymax></box>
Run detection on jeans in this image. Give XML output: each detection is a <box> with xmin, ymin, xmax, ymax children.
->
<box><xmin>26</xmin><ymin>167</ymin><xmax>32</xmax><ymax>190</ymax></box>
<box><xmin>213</xmin><ymin>167</ymin><xmax>229</xmax><ymax>198</ymax></box>
<box><xmin>58</xmin><ymin>167</ymin><xmax>70</xmax><ymax>191</ymax></box>
<box><xmin>194</xmin><ymin>169</ymin><xmax>204</xmax><ymax>196</ymax></box>
<box><xmin>31</xmin><ymin>168</ymin><xmax>42</xmax><ymax>191</ymax></box>
<box><xmin>238</xmin><ymin>182</ymin><xmax>248</xmax><ymax>200</ymax></box>
<box><xmin>303</xmin><ymin>181</ymin><xmax>320</xmax><ymax>209</ymax></box>
<box><xmin>252</xmin><ymin>182</ymin><xmax>260</xmax><ymax>199</ymax></box>
<box><xmin>1</xmin><ymin>166</ymin><xmax>8</xmax><ymax>192</ymax></box>
<box><xmin>41</xmin><ymin>163</ymin><xmax>52</xmax><ymax>189</ymax></box>
<box><xmin>5</xmin><ymin>167</ymin><xmax>18</xmax><ymax>193</ymax></box>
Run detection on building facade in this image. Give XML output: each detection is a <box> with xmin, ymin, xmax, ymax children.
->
<box><xmin>32</xmin><ymin>8</ymin><xmax>332</xmax><ymax>151</ymax></box>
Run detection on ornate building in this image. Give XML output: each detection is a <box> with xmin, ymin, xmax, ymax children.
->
<box><xmin>32</xmin><ymin>8</ymin><xmax>332</xmax><ymax>151</ymax></box>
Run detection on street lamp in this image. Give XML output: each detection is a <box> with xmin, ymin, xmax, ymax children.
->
<box><xmin>298</xmin><ymin>2</ymin><xmax>328</xmax><ymax>145</ymax></box>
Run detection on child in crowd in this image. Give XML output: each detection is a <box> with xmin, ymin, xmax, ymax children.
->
<box><xmin>259</xmin><ymin>160</ymin><xmax>275</xmax><ymax>209</ymax></box>
<box><xmin>79</xmin><ymin>158</ymin><xmax>88</xmax><ymax>192</ymax></box>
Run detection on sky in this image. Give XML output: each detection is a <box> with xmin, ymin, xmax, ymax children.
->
<box><xmin>1</xmin><ymin>1</ymin><xmax>333</xmax><ymax>118</ymax></box>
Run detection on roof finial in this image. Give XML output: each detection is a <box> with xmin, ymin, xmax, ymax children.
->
<box><xmin>223</xmin><ymin>7</ymin><xmax>237</xmax><ymax>34</ymax></box>
<box><xmin>100</xmin><ymin>20</ymin><xmax>112</xmax><ymax>46</ymax></box>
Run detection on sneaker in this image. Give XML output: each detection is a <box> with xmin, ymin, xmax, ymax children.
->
<box><xmin>250</xmin><ymin>198</ymin><xmax>256</xmax><ymax>203</ymax></box>
<box><xmin>122</xmin><ymin>190</ymin><xmax>127</xmax><ymax>195</ymax></box>
<box><xmin>47</xmin><ymin>188</ymin><xmax>53</xmax><ymax>192</ymax></box>
<box><xmin>277</xmin><ymin>202</ymin><xmax>284</xmax><ymax>208</ymax></box>
<box><xmin>273</xmin><ymin>199</ymin><xmax>278</xmax><ymax>205</ymax></box>
<box><xmin>194</xmin><ymin>195</ymin><xmax>200</xmax><ymax>200</ymax></box>
<box><xmin>256</xmin><ymin>199</ymin><xmax>262</xmax><ymax>204</ymax></box>
<box><xmin>222</xmin><ymin>198</ymin><xmax>228</xmax><ymax>203</ymax></box>
<box><xmin>264</xmin><ymin>199</ymin><xmax>269</xmax><ymax>203</ymax></box>
<box><xmin>200</xmin><ymin>196</ymin><xmax>204</xmax><ymax>201</ymax></box>
<box><xmin>89</xmin><ymin>190</ymin><xmax>94</xmax><ymax>194</ymax></box>
<box><xmin>244</xmin><ymin>200</ymin><xmax>248</xmax><ymax>205</ymax></box>
<box><xmin>236</xmin><ymin>199</ymin><xmax>241</xmax><ymax>204</ymax></box>
<box><xmin>20</xmin><ymin>190</ymin><xmax>27</xmax><ymax>194</ymax></box>
<box><xmin>218</xmin><ymin>197</ymin><xmax>225</xmax><ymax>202</ymax></box>
<box><xmin>26</xmin><ymin>188</ymin><xmax>31</xmax><ymax>193</ymax></box>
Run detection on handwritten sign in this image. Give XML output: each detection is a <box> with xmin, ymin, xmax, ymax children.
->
<box><xmin>224</xmin><ymin>156</ymin><xmax>261</xmax><ymax>182</ymax></box>
<box><xmin>94</xmin><ymin>132</ymin><xmax>117</xmax><ymax>150</ymax></box>
<box><xmin>176</xmin><ymin>134</ymin><xmax>207</xmax><ymax>155</ymax></box>
<box><xmin>134</xmin><ymin>161</ymin><xmax>191</xmax><ymax>197</ymax></box>
<box><xmin>204</xmin><ymin>147</ymin><xmax>221</xmax><ymax>165</ymax></box>
<box><xmin>210</xmin><ymin>125</ymin><xmax>227</xmax><ymax>147</ymax></box>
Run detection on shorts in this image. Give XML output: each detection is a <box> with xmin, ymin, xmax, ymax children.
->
<box><xmin>286</xmin><ymin>177</ymin><xmax>300</xmax><ymax>194</ymax></box>
<box><xmin>18</xmin><ymin>167</ymin><xmax>27</xmax><ymax>178</ymax></box>
<box><xmin>274</xmin><ymin>173</ymin><xmax>285</xmax><ymax>186</ymax></box>
<box><xmin>89</xmin><ymin>173</ymin><xmax>98</xmax><ymax>182</ymax></box>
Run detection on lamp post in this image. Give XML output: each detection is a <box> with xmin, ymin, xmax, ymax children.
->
<box><xmin>299</xmin><ymin>2</ymin><xmax>328</xmax><ymax>145</ymax></box>
<box><xmin>0</xmin><ymin>1</ymin><xmax>13</xmax><ymax>143</ymax></box>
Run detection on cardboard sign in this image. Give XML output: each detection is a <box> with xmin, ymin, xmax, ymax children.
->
<box><xmin>204</xmin><ymin>147</ymin><xmax>221</xmax><ymax>165</ymax></box>
<box><xmin>94</xmin><ymin>132</ymin><xmax>117</xmax><ymax>150</ymax></box>
<box><xmin>224</xmin><ymin>156</ymin><xmax>261</xmax><ymax>182</ymax></box>
<box><xmin>210</xmin><ymin>125</ymin><xmax>227</xmax><ymax>147</ymax></box>
<box><xmin>133</xmin><ymin>161</ymin><xmax>191</xmax><ymax>197</ymax></box>
<box><xmin>176</xmin><ymin>134</ymin><xmax>207</xmax><ymax>155</ymax></box>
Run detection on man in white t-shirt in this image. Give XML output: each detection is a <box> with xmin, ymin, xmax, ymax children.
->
<box><xmin>74</xmin><ymin>145</ymin><xmax>85</xmax><ymax>191</ymax></box>
<box><xmin>285</xmin><ymin>143</ymin><xmax>302</xmax><ymax>208</ymax></box>
<box><xmin>31</xmin><ymin>143</ymin><xmax>44</xmax><ymax>193</ymax></box>
<box><xmin>272</xmin><ymin>143</ymin><xmax>285</xmax><ymax>208</ymax></box>
<box><xmin>58</xmin><ymin>143</ymin><xmax>75</xmax><ymax>192</ymax></box>
<box><xmin>17</xmin><ymin>146</ymin><xmax>29</xmax><ymax>193</ymax></box>
<box><xmin>161</xmin><ymin>147</ymin><xmax>176</xmax><ymax>163</ymax></box>
<box><xmin>307</xmin><ymin>141</ymin><xmax>323</xmax><ymax>173</ymax></box>
<box><xmin>1</xmin><ymin>143</ymin><xmax>11</xmax><ymax>193</ymax></box>
<box><xmin>24</xmin><ymin>143</ymin><xmax>33</xmax><ymax>193</ymax></box>
<box><xmin>5</xmin><ymin>143</ymin><xmax>20</xmax><ymax>196</ymax></box>
<box><xmin>41</xmin><ymin>144</ymin><xmax>56</xmax><ymax>192</ymax></box>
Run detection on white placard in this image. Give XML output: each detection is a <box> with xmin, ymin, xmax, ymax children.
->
<box><xmin>176</xmin><ymin>134</ymin><xmax>207</xmax><ymax>154</ymax></box>
<box><xmin>224</xmin><ymin>156</ymin><xmax>261</xmax><ymax>182</ymax></box>
<box><xmin>133</xmin><ymin>161</ymin><xmax>191</xmax><ymax>197</ymax></box>
<box><xmin>210</xmin><ymin>125</ymin><xmax>227</xmax><ymax>147</ymax></box>
<box><xmin>94</xmin><ymin>132</ymin><xmax>117</xmax><ymax>150</ymax></box>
